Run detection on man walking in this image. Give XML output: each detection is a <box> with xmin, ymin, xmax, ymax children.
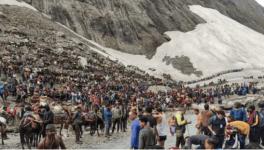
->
<box><xmin>154</xmin><ymin>108</ymin><xmax>167</xmax><ymax>148</ymax></box>
<box><xmin>112</xmin><ymin>103</ymin><xmax>121</xmax><ymax>133</ymax></box>
<box><xmin>208</xmin><ymin>109</ymin><xmax>226</xmax><ymax>149</ymax></box>
<box><xmin>130</xmin><ymin>111</ymin><xmax>141</xmax><ymax>149</ymax></box>
<box><xmin>200</xmin><ymin>104</ymin><xmax>213</xmax><ymax>136</ymax></box>
<box><xmin>73</xmin><ymin>106</ymin><xmax>83</xmax><ymax>144</ymax></box>
<box><xmin>175</xmin><ymin>108</ymin><xmax>191</xmax><ymax>148</ymax></box>
<box><xmin>104</xmin><ymin>104</ymin><xmax>112</xmax><ymax>137</ymax></box>
<box><xmin>38</xmin><ymin>124</ymin><xmax>66</xmax><ymax>149</ymax></box>
<box><xmin>138</xmin><ymin>116</ymin><xmax>156</xmax><ymax>149</ymax></box>
<box><xmin>42</xmin><ymin>105</ymin><xmax>54</xmax><ymax>137</ymax></box>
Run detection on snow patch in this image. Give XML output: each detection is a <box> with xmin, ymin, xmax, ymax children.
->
<box><xmin>47</xmin><ymin>4</ymin><xmax>264</xmax><ymax>82</ymax></box>
<box><xmin>256</xmin><ymin>0</ymin><xmax>264</xmax><ymax>7</ymax></box>
<box><xmin>100</xmin><ymin>5</ymin><xmax>264</xmax><ymax>81</ymax></box>
<box><xmin>0</xmin><ymin>0</ymin><xmax>37</xmax><ymax>11</ymax></box>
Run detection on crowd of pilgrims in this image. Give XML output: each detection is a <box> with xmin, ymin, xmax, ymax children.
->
<box><xmin>0</xmin><ymin>48</ymin><xmax>262</xmax><ymax>149</ymax></box>
<box><xmin>129</xmin><ymin>102</ymin><xmax>264</xmax><ymax>149</ymax></box>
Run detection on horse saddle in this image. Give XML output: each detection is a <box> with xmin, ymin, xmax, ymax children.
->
<box><xmin>83</xmin><ymin>113</ymin><xmax>96</xmax><ymax>122</ymax></box>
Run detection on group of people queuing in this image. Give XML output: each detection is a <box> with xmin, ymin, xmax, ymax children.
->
<box><xmin>177</xmin><ymin>102</ymin><xmax>264</xmax><ymax>149</ymax></box>
<box><xmin>129</xmin><ymin>104</ymin><xmax>214</xmax><ymax>149</ymax></box>
<box><xmin>129</xmin><ymin>100</ymin><xmax>264</xmax><ymax>150</ymax></box>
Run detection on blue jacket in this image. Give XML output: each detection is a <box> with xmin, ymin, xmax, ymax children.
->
<box><xmin>131</xmin><ymin>119</ymin><xmax>141</xmax><ymax>149</ymax></box>
<box><xmin>230</xmin><ymin>108</ymin><xmax>247</xmax><ymax>121</ymax></box>
<box><xmin>103</xmin><ymin>108</ymin><xmax>112</xmax><ymax>123</ymax></box>
<box><xmin>0</xmin><ymin>84</ymin><xmax>4</xmax><ymax>95</ymax></box>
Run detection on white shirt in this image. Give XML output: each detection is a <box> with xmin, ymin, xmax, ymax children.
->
<box><xmin>157</xmin><ymin>113</ymin><xmax>167</xmax><ymax>136</ymax></box>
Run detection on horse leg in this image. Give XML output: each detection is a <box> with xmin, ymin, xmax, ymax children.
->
<box><xmin>66</xmin><ymin>126</ymin><xmax>70</xmax><ymax>137</ymax></box>
<box><xmin>34</xmin><ymin>133</ymin><xmax>37</xmax><ymax>147</ymax></box>
<box><xmin>60</xmin><ymin>124</ymin><xmax>63</xmax><ymax>136</ymax></box>
<box><xmin>96</xmin><ymin>123</ymin><xmax>100</xmax><ymax>137</ymax></box>
<box><xmin>80</xmin><ymin>124</ymin><xmax>83</xmax><ymax>137</ymax></box>
<box><xmin>38</xmin><ymin>132</ymin><xmax>42</xmax><ymax>143</ymax></box>
<box><xmin>1</xmin><ymin>126</ymin><xmax>4</xmax><ymax>145</ymax></box>
<box><xmin>20</xmin><ymin>131</ymin><xmax>25</xmax><ymax>149</ymax></box>
<box><xmin>29</xmin><ymin>134</ymin><xmax>33</xmax><ymax>149</ymax></box>
<box><xmin>25</xmin><ymin>136</ymin><xmax>29</xmax><ymax>149</ymax></box>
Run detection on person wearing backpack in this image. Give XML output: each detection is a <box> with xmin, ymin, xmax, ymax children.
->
<box><xmin>258</xmin><ymin>103</ymin><xmax>264</xmax><ymax>147</ymax></box>
<box><xmin>247</xmin><ymin>105</ymin><xmax>260</xmax><ymax>144</ymax></box>
<box><xmin>230</xmin><ymin>102</ymin><xmax>247</xmax><ymax>122</ymax></box>
<box><xmin>208</xmin><ymin>109</ymin><xmax>226</xmax><ymax>149</ymax></box>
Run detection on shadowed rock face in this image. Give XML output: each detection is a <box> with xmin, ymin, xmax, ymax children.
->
<box><xmin>22</xmin><ymin>0</ymin><xmax>264</xmax><ymax>57</ymax></box>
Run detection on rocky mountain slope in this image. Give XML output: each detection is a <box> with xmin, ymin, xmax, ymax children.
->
<box><xmin>0</xmin><ymin>4</ymin><xmax>162</xmax><ymax>88</ymax></box>
<box><xmin>1</xmin><ymin>0</ymin><xmax>264</xmax><ymax>82</ymax></box>
<box><xmin>22</xmin><ymin>0</ymin><xmax>264</xmax><ymax>57</ymax></box>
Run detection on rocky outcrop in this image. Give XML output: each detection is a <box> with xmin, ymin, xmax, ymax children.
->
<box><xmin>22</xmin><ymin>0</ymin><xmax>264</xmax><ymax>58</ymax></box>
<box><xmin>163</xmin><ymin>55</ymin><xmax>203</xmax><ymax>77</ymax></box>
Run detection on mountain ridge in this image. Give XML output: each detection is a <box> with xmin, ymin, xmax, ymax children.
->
<box><xmin>22</xmin><ymin>0</ymin><xmax>264</xmax><ymax>57</ymax></box>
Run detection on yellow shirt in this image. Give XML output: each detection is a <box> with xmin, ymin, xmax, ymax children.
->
<box><xmin>229</xmin><ymin>121</ymin><xmax>250</xmax><ymax>136</ymax></box>
<box><xmin>175</xmin><ymin>112</ymin><xmax>187</xmax><ymax>126</ymax></box>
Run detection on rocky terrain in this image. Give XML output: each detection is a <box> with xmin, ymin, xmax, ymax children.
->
<box><xmin>21</xmin><ymin>0</ymin><xmax>264</xmax><ymax>57</ymax></box>
<box><xmin>0</xmin><ymin>4</ymin><xmax>162</xmax><ymax>87</ymax></box>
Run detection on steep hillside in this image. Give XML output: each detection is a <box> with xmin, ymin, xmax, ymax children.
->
<box><xmin>94</xmin><ymin>5</ymin><xmax>264</xmax><ymax>81</ymax></box>
<box><xmin>22</xmin><ymin>0</ymin><xmax>264</xmax><ymax>57</ymax></box>
<box><xmin>0</xmin><ymin>4</ymin><xmax>160</xmax><ymax>88</ymax></box>
<box><xmin>1</xmin><ymin>0</ymin><xmax>264</xmax><ymax>82</ymax></box>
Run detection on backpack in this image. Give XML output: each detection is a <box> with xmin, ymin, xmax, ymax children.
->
<box><xmin>257</xmin><ymin>110</ymin><xmax>264</xmax><ymax>127</ymax></box>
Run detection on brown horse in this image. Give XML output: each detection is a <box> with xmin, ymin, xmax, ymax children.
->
<box><xmin>19</xmin><ymin>116</ymin><xmax>42</xmax><ymax>149</ymax></box>
<box><xmin>82</xmin><ymin>112</ymin><xmax>104</xmax><ymax>136</ymax></box>
<box><xmin>53</xmin><ymin>107</ymin><xmax>73</xmax><ymax>137</ymax></box>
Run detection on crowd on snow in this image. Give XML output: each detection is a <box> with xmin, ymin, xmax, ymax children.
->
<box><xmin>0</xmin><ymin>43</ymin><xmax>263</xmax><ymax>149</ymax></box>
<box><xmin>185</xmin><ymin>68</ymin><xmax>243</xmax><ymax>85</ymax></box>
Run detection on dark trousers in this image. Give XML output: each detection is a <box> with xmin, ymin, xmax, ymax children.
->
<box><xmin>121</xmin><ymin>117</ymin><xmax>127</xmax><ymax>132</ymax></box>
<box><xmin>112</xmin><ymin>118</ymin><xmax>120</xmax><ymax>133</ymax></box>
<box><xmin>260</xmin><ymin>126</ymin><xmax>264</xmax><ymax>145</ymax></box>
<box><xmin>74</xmin><ymin>124</ymin><xmax>81</xmax><ymax>142</ymax></box>
<box><xmin>0</xmin><ymin>93</ymin><xmax>4</xmax><ymax>101</ymax></box>
<box><xmin>201</xmin><ymin>126</ymin><xmax>211</xmax><ymax>136</ymax></box>
<box><xmin>238</xmin><ymin>134</ymin><xmax>246</xmax><ymax>149</ymax></box>
<box><xmin>249</xmin><ymin>126</ymin><xmax>260</xmax><ymax>144</ymax></box>
<box><xmin>215</xmin><ymin>135</ymin><xmax>225</xmax><ymax>149</ymax></box>
<box><xmin>176</xmin><ymin>135</ymin><xmax>185</xmax><ymax>148</ymax></box>
<box><xmin>42</xmin><ymin>124</ymin><xmax>47</xmax><ymax>137</ymax></box>
<box><xmin>105</xmin><ymin>121</ymin><xmax>111</xmax><ymax>136</ymax></box>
